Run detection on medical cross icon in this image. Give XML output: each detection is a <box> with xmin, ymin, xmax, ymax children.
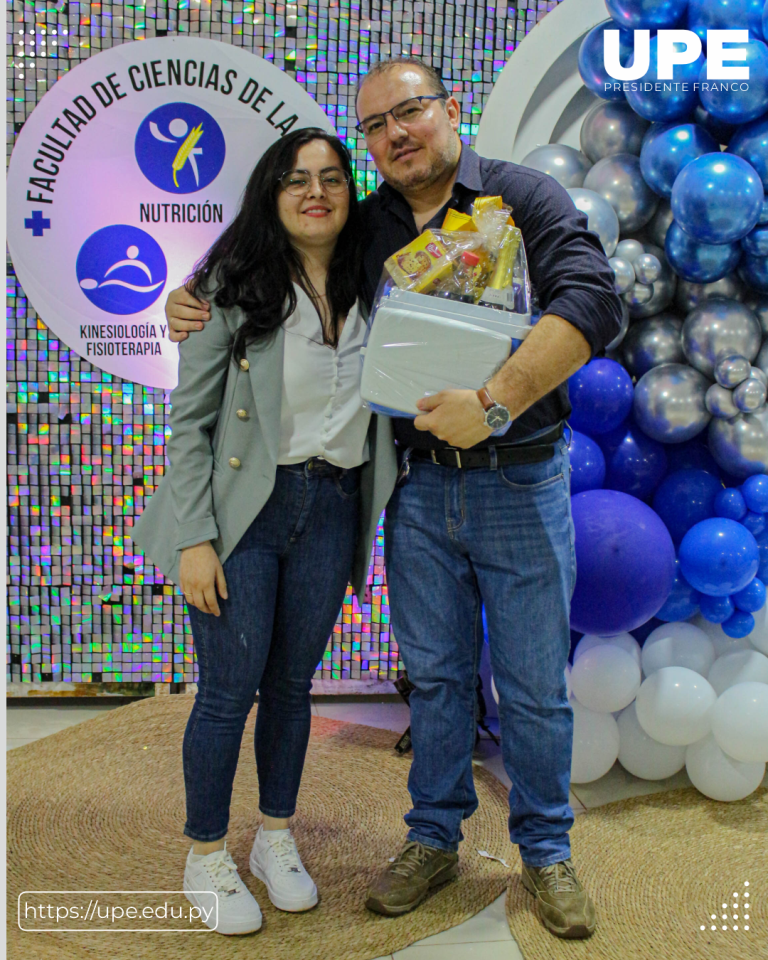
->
<box><xmin>24</xmin><ymin>210</ymin><xmax>51</xmax><ymax>237</ymax></box>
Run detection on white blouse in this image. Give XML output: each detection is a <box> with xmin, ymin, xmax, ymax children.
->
<box><xmin>278</xmin><ymin>283</ymin><xmax>371</xmax><ymax>468</ymax></box>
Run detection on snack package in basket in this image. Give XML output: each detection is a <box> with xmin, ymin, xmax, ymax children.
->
<box><xmin>359</xmin><ymin>197</ymin><xmax>533</xmax><ymax>430</ymax></box>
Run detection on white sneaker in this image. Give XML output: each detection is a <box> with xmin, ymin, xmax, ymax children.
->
<box><xmin>183</xmin><ymin>841</ymin><xmax>263</xmax><ymax>935</ymax></box>
<box><xmin>249</xmin><ymin>825</ymin><xmax>318</xmax><ymax>912</ymax></box>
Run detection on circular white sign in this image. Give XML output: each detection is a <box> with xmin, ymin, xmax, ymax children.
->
<box><xmin>7</xmin><ymin>37</ymin><xmax>334</xmax><ymax>388</ymax></box>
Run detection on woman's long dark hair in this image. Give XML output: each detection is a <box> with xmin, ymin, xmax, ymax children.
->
<box><xmin>186</xmin><ymin>127</ymin><xmax>362</xmax><ymax>362</ymax></box>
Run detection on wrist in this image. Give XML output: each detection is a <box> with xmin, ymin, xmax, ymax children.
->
<box><xmin>476</xmin><ymin>385</ymin><xmax>511</xmax><ymax>431</ymax></box>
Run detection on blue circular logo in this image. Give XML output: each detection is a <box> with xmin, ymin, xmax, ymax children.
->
<box><xmin>134</xmin><ymin>102</ymin><xmax>226</xmax><ymax>194</ymax></box>
<box><xmin>76</xmin><ymin>225</ymin><xmax>168</xmax><ymax>315</ymax></box>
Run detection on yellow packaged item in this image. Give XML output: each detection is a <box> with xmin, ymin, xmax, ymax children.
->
<box><xmin>384</xmin><ymin>230</ymin><xmax>455</xmax><ymax>293</ymax></box>
<box><xmin>441</xmin><ymin>208</ymin><xmax>478</xmax><ymax>232</ymax></box>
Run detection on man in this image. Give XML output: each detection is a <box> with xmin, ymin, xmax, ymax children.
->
<box><xmin>164</xmin><ymin>57</ymin><xmax>623</xmax><ymax>940</ymax></box>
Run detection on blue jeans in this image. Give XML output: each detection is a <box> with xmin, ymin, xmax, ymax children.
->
<box><xmin>384</xmin><ymin>438</ymin><xmax>576</xmax><ymax>867</ymax></box>
<box><xmin>183</xmin><ymin>459</ymin><xmax>360</xmax><ymax>842</ymax></box>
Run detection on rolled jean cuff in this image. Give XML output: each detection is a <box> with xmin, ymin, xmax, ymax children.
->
<box><xmin>406</xmin><ymin>829</ymin><xmax>459</xmax><ymax>854</ymax></box>
<box><xmin>259</xmin><ymin>803</ymin><xmax>297</xmax><ymax>819</ymax></box>
<box><xmin>183</xmin><ymin>825</ymin><xmax>229</xmax><ymax>843</ymax></box>
<box><xmin>521</xmin><ymin>849</ymin><xmax>573</xmax><ymax>869</ymax></box>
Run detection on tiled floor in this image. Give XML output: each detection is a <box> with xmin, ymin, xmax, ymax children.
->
<box><xmin>9</xmin><ymin>694</ymin><xmax>746</xmax><ymax>960</ymax></box>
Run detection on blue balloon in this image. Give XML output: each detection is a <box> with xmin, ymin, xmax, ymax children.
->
<box><xmin>599</xmin><ymin>420</ymin><xmax>669</xmax><ymax>501</ymax></box>
<box><xmin>714</xmin><ymin>487</ymin><xmax>748</xmax><ymax>519</ymax></box>
<box><xmin>568</xmin><ymin>359</ymin><xmax>634</xmax><ymax>435</ymax></box>
<box><xmin>640</xmin><ymin>123</ymin><xmax>719</xmax><ymax>198</ymax></box>
<box><xmin>759</xmin><ymin>194</ymin><xmax>768</xmax><ymax>224</ymax></box>
<box><xmin>579</xmin><ymin>20</ymin><xmax>634</xmax><ymax>101</ymax></box>
<box><xmin>722</xmin><ymin>609</ymin><xmax>756</xmax><ymax>636</ymax></box>
<box><xmin>688</xmin><ymin>0</ymin><xmax>766</xmax><ymax>40</ymax></box>
<box><xmin>606</xmin><ymin>0</ymin><xmax>690</xmax><ymax>28</ymax></box>
<box><xmin>627</xmin><ymin>36</ymin><xmax>705</xmax><ymax>122</ymax></box>
<box><xmin>679</xmin><ymin>517</ymin><xmax>760</xmax><ymax>595</ymax></box>
<box><xmin>742</xmin><ymin>224</ymin><xmax>768</xmax><ymax>256</ymax></box>
<box><xmin>656</xmin><ymin>558</ymin><xmax>702</xmax><ymax>620</ymax></box>
<box><xmin>691</xmin><ymin>103</ymin><xmax>738</xmax><ymax>145</ymax></box>
<box><xmin>570</xmin><ymin>490</ymin><xmax>677</xmax><ymax>634</ymax></box>
<box><xmin>568</xmin><ymin>429</ymin><xmax>607</xmax><ymax>494</ymax></box>
<box><xmin>728</xmin><ymin>115</ymin><xmax>768</xmax><ymax>191</ymax></box>
<box><xmin>671</xmin><ymin>153</ymin><xmax>764</xmax><ymax>243</ymax></box>
<box><xmin>756</xmin><ymin>528</ymin><xmax>768</xmax><ymax>579</ymax></box>
<box><xmin>700</xmin><ymin>40</ymin><xmax>768</xmax><ymax>124</ymax></box>
<box><xmin>743</xmin><ymin>510</ymin><xmax>767</xmax><ymax>536</ymax></box>
<box><xmin>652</xmin><ymin>468</ymin><xmax>723</xmax><ymax>543</ymax></box>
<box><xmin>739</xmin><ymin>252</ymin><xmax>768</xmax><ymax>291</ymax></box>
<box><xmin>699</xmin><ymin>593</ymin><xmax>735</xmax><ymax>622</ymax></box>
<box><xmin>764</xmin><ymin>0</ymin><xmax>768</xmax><ymax>43</ymax></box>
<box><xmin>665</xmin><ymin>221</ymin><xmax>743</xmax><ymax>282</ymax></box>
<box><xmin>732</xmin><ymin>575</ymin><xmax>767</xmax><ymax>611</ymax></box>
<box><xmin>742</xmin><ymin>473</ymin><xmax>768</xmax><ymax>512</ymax></box>
<box><xmin>666</xmin><ymin>438</ymin><xmax>720</xmax><ymax>476</ymax></box>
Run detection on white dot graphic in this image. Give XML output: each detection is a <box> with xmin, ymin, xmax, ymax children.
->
<box><xmin>722</xmin><ymin>925</ymin><xmax>727</xmax><ymax>930</ymax></box>
<box><xmin>701</xmin><ymin>925</ymin><xmax>706</xmax><ymax>931</ymax></box>
<box><xmin>734</xmin><ymin>925</ymin><xmax>739</xmax><ymax>930</ymax></box>
<box><xmin>169</xmin><ymin>118</ymin><xmax>189</xmax><ymax>138</ymax></box>
<box><xmin>745</xmin><ymin>926</ymin><xmax>749</xmax><ymax>931</ymax></box>
<box><xmin>745</xmin><ymin>882</ymin><xmax>749</xmax><ymax>886</ymax></box>
<box><xmin>126</xmin><ymin>245</ymin><xmax>139</xmax><ymax>259</ymax></box>
<box><xmin>711</xmin><ymin>925</ymin><xmax>716</xmax><ymax>931</ymax></box>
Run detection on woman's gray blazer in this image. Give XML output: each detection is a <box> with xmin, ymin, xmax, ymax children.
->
<box><xmin>132</xmin><ymin>298</ymin><xmax>397</xmax><ymax>603</ymax></box>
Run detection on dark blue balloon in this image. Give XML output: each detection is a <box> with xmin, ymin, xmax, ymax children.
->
<box><xmin>652</xmin><ymin>468</ymin><xmax>723</xmax><ymax>543</ymax></box>
<box><xmin>640</xmin><ymin>123</ymin><xmax>719</xmax><ymax>198</ymax></box>
<box><xmin>742</xmin><ymin>224</ymin><xmax>768</xmax><ymax>256</ymax></box>
<box><xmin>728</xmin><ymin>114</ymin><xmax>768</xmax><ymax>191</ymax></box>
<box><xmin>714</xmin><ymin>487</ymin><xmax>748</xmax><ymax>520</ymax></box>
<box><xmin>671</xmin><ymin>153</ymin><xmax>764</xmax><ymax>244</ymax></box>
<box><xmin>699</xmin><ymin>593</ymin><xmax>735</xmax><ymax>622</ymax></box>
<box><xmin>688</xmin><ymin>0</ymin><xmax>766</xmax><ymax>41</ymax></box>
<box><xmin>699</xmin><ymin>40</ymin><xmax>768</xmax><ymax>124</ymax></box>
<box><xmin>722</xmin><ymin>609</ymin><xmax>756</xmax><ymax>637</ymax></box>
<box><xmin>568</xmin><ymin>429</ymin><xmax>606</xmax><ymax>494</ymax></box>
<box><xmin>655</xmin><ymin>558</ymin><xmax>701</xmax><ymax>621</ymax></box>
<box><xmin>665</xmin><ymin>221</ymin><xmax>743</xmax><ymax>282</ymax></box>
<box><xmin>579</xmin><ymin>20</ymin><xmax>634</xmax><ymax>101</ymax></box>
<box><xmin>742</xmin><ymin>473</ymin><xmax>768</xmax><ymax>512</ymax></box>
<box><xmin>742</xmin><ymin>510</ymin><xmax>767</xmax><ymax>537</ymax></box>
<box><xmin>732</xmin><ymin>576</ymin><xmax>767</xmax><ymax>612</ymax></box>
<box><xmin>607</xmin><ymin>0</ymin><xmax>689</xmax><ymax>28</ymax></box>
<box><xmin>739</xmin><ymin>252</ymin><xmax>768</xmax><ymax>291</ymax></box>
<box><xmin>679</xmin><ymin>517</ymin><xmax>760</xmax><ymax>596</ymax></box>
<box><xmin>568</xmin><ymin>359</ymin><xmax>634</xmax><ymax>435</ymax></box>
<box><xmin>570</xmin><ymin>490</ymin><xmax>676</xmax><ymax>634</ymax></box>
<box><xmin>627</xmin><ymin>36</ymin><xmax>705</xmax><ymax>122</ymax></box>
<box><xmin>691</xmin><ymin>103</ymin><xmax>738</xmax><ymax>145</ymax></box>
<box><xmin>599</xmin><ymin>420</ymin><xmax>669</xmax><ymax>501</ymax></box>
<box><xmin>666</xmin><ymin>438</ymin><xmax>720</xmax><ymax>476</ymax></box>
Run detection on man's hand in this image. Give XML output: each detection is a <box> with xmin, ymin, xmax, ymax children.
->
<box><xmin>414</xmin><ymin>389</ymin><xmax>492</xmax><ymax>449</ymax></box>
<box><xmin>166</xmin><ymin>286</ymin><xmax>211</xmax><ymax>343</ymax></box>
<box><xmin>179</xmin><ymin>541</ymin><xmax>228</xmax><ymax>616</ymax></box>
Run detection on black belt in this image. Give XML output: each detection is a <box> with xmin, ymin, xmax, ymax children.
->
<box><xmin>407</xmin><ymin>422</ymin><xmax>564</xmax><ymax>469</ymax></box>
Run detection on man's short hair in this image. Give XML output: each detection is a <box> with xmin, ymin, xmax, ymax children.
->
<box><xmin>355</xmin><ymin>57</ymin><xmax>450</xmax><ymax>114</ymax></box>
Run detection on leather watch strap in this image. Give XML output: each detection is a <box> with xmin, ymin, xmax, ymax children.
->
<box><xmin>477</xmin><ymin>387</ymin><xmax>496</xmax><ymax>411</ymax></box>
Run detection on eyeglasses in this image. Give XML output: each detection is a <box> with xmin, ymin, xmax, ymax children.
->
<box><xmin>278</xmin><ymin>170</ymin><xmax>352</xmax><ymax>196</ymax></box>
<box><xmin>355</xmin><ymin>95</ymin><xmax>448</xmax><ymax>141</ymax></box>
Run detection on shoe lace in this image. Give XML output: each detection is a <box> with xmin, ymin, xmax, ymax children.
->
<box><xmin>205</xmin><ymin>853</ymin><xmax>241</xmax><ymax>897</ymax></box>
<box><xmin>537</xmin><ymin>859</ymin><xmax>580</xmax><ymax>894</ymax></box>
<box><xmin>389</xmin><ymin>842</ymin><xmax>431</xmax><ymax>879</ymax></box>
<box><xmin>266</xmin><ymin>833</ymin><xmax>303</xmax><ymax>874</ymax></box>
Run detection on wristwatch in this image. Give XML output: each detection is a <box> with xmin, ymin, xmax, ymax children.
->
<box><xmin>477</xmin><ymin>386</ymin><xmax>511</xmax><ymax>431</ymax></box>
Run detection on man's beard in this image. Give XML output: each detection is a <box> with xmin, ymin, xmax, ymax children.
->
<box><xmin>382</xmin><ymin>137</ymin><xmax>460</xmax><ymax>193</ymax></box>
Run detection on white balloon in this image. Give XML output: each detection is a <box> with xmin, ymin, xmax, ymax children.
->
<box><xmin>707</xmin><ymin>650</ymin><xmax>768</xmax><ymax>696</ymax></box>
<box><xmin>571</xmin><ymin>646</ymin><xmax>641</xmax><ymax>713</ymax></box>
<box><xmin>635</xmin><ymin>667</ymin><xmax>718</xmax><ymax>745</ymax></box>
<box><xmin>689</xmin><ymin>613</ymin><xmax>753</xmax><ymax>657</ymax></box>
<box><xmin>617</xmin><ymin>701</ymin><xmax>687</xmax><ymax>780</ymax></box>
<box><xmin>711</xmin><ymin>681</ymin><xmax>768</xmax><ymax>763</ymax></box>
<box><xmin>570</xmin><ymin>699</ymin><xmax>620</xmax><ymax>783</ymax></box>
<box><xmin>746</xmin><ymin>602</ymin><xmax>768</xmax><ymax>655</ymax></box>
<box><xmin>641</xmin><ymin>622</ymin><xmax>716</xmax><ymax>678</ymax></box>
<box><xmin>574</xmin><ymin>632</ymin><xmax>642</xmax><ymax>667</ymax></box>
<box><xmin>686</xmin><ymin>733</ymin><xmax>765</xmax><ymax>802</ymax></box>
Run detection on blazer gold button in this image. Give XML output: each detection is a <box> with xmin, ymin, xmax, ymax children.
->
<box><xmin>236</xmin><ymin>409</ymin><xmax>248</xmax><ymax>420</ymax></box>
<box><xmin>239</xmin><ymin>358</ymin><xmax>250</xmax><ymax>371</ymax></box>
<box><xmin>228</xmin><ymin>457</ymin><xmax>241</xmax><ymax>469</ymax></box>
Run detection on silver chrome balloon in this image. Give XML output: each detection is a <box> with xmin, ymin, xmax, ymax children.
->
<box><xmin>708</xmin><ymin>407</ymin><xmax>768</xmax><ymax>477</ymax></box>
<box><xmin>624</xmin><ymin>282</ymin><xmax>654</xmax><ymax>306</ymax></box>
<box><xmin>645</xmin><ymin>200</ymin><xmax>674</xmax><ymax>249</ymax></box>
<box><xmin>579</xmin><ymin>100</ymin><xmax>651</xmax><ymax>163</ymax></box>
<box><xmin>675</xmin><ymin>275</ymin><xmax>746</xmax><ymax>315</ymax></box>
<box><xmin>750</xmin><ymin>366</ymin><xmax>768</xmax><ymax>386</ymax></box>
<box><xmin>614</xmin><ymin>239</ymin><xmax>646</xmax><ymax>263</ymax></box>
<box><xmin>734</xmin><ymin>377</ymin><xmax>767</xmax><ymax>412</ymax></box>
<box><xmin>583</xmin><ymin>154</ymin><xmax>659</xmax><ymax>233</ymax></box>
<box><xmin>682</xmin><ymin>299</ymin><xmax>762</xmax><ymax>378</ymax></box>
<box><xmin>520</xmin><ymin>144</ymin><xmax>592</xmax><ymax>189</ymax></box>
<box><xmin>633</xmin><ymin>253</ymin><xmax>662</xmax><ymax>285</ymax></box>
<box><xmin>609</xmin><ymin>256</ymin><xmax>636</xmax><ymax>294</ymax></box>
<box><xmin>633</xmin><ymin>363</ymin><xmax>712</xmax><ymax>443</ymax></box>
<box><xmin>606</xmin><ymin>301</ymin><xmax>631</xmax><ymax>352</ymax></box>
<box><xmin>756</xmin><ymin>340</ymin><xmax>768</xmax><ymax>378</ymax></box>
<box><xmin>714</xmin><ymin>353</ymin><xmax>751</xmax><ymax>388</ymax></box>
<box><xmin>743</xmin><ymin>291</ymin><xmax>768</xmax><ymax>337</ymax></box>
<box><xmin>628</xmin><ymin>243</ymin><xmax>677</xmax><ymax>319</ymax></box>
<box><xmin>706</xmin><ymin>383</ymin><xmax>740</xmax><ymax>419</ymax></box>
<box><xmin>566</xmin><ymin>187</ymin><xmax>620</xmax><ymax>257</ymax></box>
<box><xmin>621</xmin><ymin>313</ymin><xmax>684</xmax><ymax>379</ymax></box>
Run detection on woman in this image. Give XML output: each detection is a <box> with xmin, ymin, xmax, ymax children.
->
<box><xmin>133</xmin><ymin>128</ymin><xmax>395</xmax><ymax>935</ymax></box>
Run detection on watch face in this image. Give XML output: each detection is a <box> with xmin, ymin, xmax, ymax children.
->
<box><xmin>486</xmin><ymin>405</ymin><xmax>510</xmax><ymax>429</ymax></box>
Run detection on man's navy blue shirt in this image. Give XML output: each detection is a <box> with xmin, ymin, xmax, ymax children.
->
<box><xmin>359</xmin><ymin>145</ymin><xmax>624</xmax><ymax>450</ymax></box>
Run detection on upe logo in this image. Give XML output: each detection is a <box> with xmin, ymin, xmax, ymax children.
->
<box><xmin>134</xmin><ymin>102</ymin><xmax>226</xmax><ymax>194</ymax></box>
<box><xmin>76</xmin><ymin>224</ymin><xmax>168</xmax><ymax>315</ymax></box>
<box><xmin>605</xmin><ymin>29</ymin><xmax>751</xmax><ymax>81</ymax></box>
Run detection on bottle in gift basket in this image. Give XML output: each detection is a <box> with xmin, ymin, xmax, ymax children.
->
<box><xmin>435</xmin><ymin>250</ymin><xmax>481</xmax><ymax>304</ymax></box>
<box><xmin>478</xmin><ymin>225</ymin><xmax>523</xmax><ymax>313</ymax></box>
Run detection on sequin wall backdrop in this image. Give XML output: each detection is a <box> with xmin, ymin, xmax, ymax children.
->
<box><xmin>6</xmin><ymin>0</ymin><xmax>562</xmax><ymax>687</ymax></box>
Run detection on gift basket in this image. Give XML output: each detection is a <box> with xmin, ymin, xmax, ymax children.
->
<box><xmin>359</xmin><ymin>196</ymin><xmax>534</xmax><ymax>434</ymax></box>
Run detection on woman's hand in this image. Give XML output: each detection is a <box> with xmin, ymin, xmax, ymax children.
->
<box><xmin>179</xmin><ymin>541</ymin><xmax>229</xmax><ymax>616</ymax></box>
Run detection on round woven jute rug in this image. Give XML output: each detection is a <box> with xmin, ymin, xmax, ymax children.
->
<box><xmin>507</xmin><ymin>784</ymin><xmax>768</xmax><ymax>960</ymax></box>
<box><xmin>7</xmin><ymin>696</ymin><xmax>513</xmax><ymax>960</ymax></box>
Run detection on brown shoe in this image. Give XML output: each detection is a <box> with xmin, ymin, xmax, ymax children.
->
<box><xmin>366</xmin><ymin>841</ymin><xmax>459</xmax><ymax>916</ymax></box>
<box><xmin>521</xmin><ymin>858</ymin><xmax>596</xmax><ymax>939</ymax></box>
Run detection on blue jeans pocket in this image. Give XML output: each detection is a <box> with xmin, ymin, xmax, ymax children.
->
<box><xmin>334</xmin><ymin>468</ymin><xmax>361</xmax><ymax>500</ymax></box>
